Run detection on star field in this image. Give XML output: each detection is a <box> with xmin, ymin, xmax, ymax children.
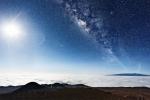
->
<box><xmin>0</xmin><ymin>0</ymin><xmax>150</xmax><ymax>76</ymax></box>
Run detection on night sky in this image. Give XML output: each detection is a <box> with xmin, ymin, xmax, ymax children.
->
<box><xmin>0</xmin><ymin>0</ymin><xmax>150</xmax><ymax>75</ymax></box>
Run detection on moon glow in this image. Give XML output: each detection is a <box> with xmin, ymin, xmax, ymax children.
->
<box><xmin>1</xmin><ymin>20</ymin><xmax>24</xmax><ymax>41</ymax></box>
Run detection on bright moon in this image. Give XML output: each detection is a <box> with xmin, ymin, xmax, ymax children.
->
<box><xmin>1</xmin><ymin>21</ymin><xmax>23</xmax><ymax>41</ymax></box>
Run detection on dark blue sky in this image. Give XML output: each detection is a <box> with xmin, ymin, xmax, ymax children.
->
<box><xmin>0</xmin><ymin>0</ymin><xmax>150</xmax><ymax>74</ymax></box>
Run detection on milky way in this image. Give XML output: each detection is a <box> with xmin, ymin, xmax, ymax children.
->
<box><xmin>57</xmin><ymin>0</ymin><xmax>150</xmax><ymax>71</ymax></box>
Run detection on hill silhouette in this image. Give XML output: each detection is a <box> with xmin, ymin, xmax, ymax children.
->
<box><xmin>14</xmin><ymin>82</ymin><xmax>45</xmax><ymax>93</ymax></box>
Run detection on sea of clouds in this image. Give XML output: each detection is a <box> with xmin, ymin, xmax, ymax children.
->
<box><xmin>0</xmin><ymin>73</ymin><xmax>150</xmax><ymax>87</ymax></box>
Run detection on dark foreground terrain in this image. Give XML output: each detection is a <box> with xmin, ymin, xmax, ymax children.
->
<box><xmin>0</xmin><ymin>82</ymin><xmax>149</xmax><ymax>100</ymax></box>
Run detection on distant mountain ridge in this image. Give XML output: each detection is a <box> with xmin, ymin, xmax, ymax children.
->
<box><xmin>109</xmin><ymin>73</ymin><xmax>150</xmax><ymax>76</ymax></box>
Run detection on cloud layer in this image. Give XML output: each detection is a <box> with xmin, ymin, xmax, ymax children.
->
<box><xmin>0</xmin><ymin>73</ymin><xmax>149</xmax><ymax>87</ymax></box>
